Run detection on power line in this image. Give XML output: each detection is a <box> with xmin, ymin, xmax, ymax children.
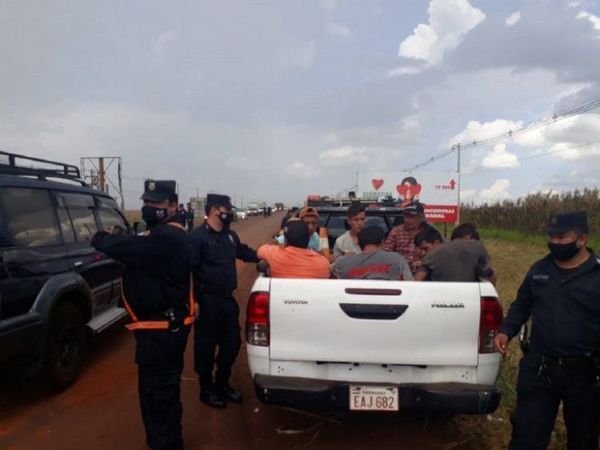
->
<box><xmin>401</xmin><ymin>96</ymin><xmax>600</xmax><ymax>172</ymax></box>
<box><xmin>517</xmin><ymin>142</ymin><xmax>599</xmax><ymax>161</ymax></box>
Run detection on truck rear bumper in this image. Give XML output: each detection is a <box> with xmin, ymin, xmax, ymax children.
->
<box><xmin>254</xmin><ymin>374</ymin><xmax>501</xmax><ymax>415</ymax></box>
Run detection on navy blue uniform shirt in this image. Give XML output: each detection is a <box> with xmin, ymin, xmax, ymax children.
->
<box><xmin>91</xmin><ymin>223</ymin><xmax>191</xmax><ymax>318</ymax></box>
<box><xmin>500</xmin><ymin>251</ymin><xmax>600</xmax><ymax>357</ymax></box>
<box><xmin>190</xmin><ymin>223</ymin><xmax>258</xmax><ymax>294</ymax></box>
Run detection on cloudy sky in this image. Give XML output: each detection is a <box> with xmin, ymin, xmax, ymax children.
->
<box><xmin>1</xmin><ymin>0</ymin><xmax>600</xmax><ymax>207</ymax></box>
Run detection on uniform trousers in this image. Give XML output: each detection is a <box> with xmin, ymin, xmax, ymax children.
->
<box><xmin>509</xmin><ymin>353</ymin><xmax>600</xmax><ymax>450</ymax></box>
<box><xmin>194</xmin><ymin>293</ymin><xmax>241</xmax><ymax>390</ymax></box>
<box><xmin>135</xmin><ymin>327</ymin><xmax>190</xmax><ymax>450</ymax></box>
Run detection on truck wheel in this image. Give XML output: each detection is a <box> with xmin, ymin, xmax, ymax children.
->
<box><xmin>42</xmin><ymin>302</ymin><xmax>87</xmax><ymax>390</ymax></box>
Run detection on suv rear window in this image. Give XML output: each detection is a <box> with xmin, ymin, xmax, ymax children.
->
<box><xmin>0</xmin><ymin>188</ymin><xmax>61</xmax><ymax>247</ymax></box>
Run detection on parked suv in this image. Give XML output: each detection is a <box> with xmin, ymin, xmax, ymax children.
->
<box><xmin>0</xmin><ymin>152</ymin><xmax>129</xmax><ymax>389</ymax></box>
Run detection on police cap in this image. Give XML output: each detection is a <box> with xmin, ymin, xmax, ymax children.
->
<box><xmin>141</xmin><ymin>179</ymin><xmax>177</xmax><ymax>202</ymax></box>
<box><xmin>547</xmin><ymin>211</ymin><xmax>589</xmax><ymax>235</ymax></box>
<box><xmin>206</xmin><ymin>193</ymin><xmax>233</xmax><ymax>210</ymax></box>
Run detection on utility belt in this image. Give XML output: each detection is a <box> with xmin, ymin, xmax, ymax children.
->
<box><xmin>541</xmin><ymin>354</ymin><xmax>600</xmax><ymax>367</ymax></box>
<box><xmin>122</xmin><ymin>276</ymin><xmax>196</xmax><ymax>332</ymax></box>
<box><xmin>536</xmin><ymin>354</ymin><xmax>600</xmax><ymax>385</ymax></box>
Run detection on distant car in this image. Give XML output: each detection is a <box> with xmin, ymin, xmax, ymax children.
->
<box><xmin>235</xmin><ymin>209</ymin><xmax>247</xmax><ymax>220</ymax></box>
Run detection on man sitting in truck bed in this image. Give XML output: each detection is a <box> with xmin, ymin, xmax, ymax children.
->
<box><xmin>414</xmin><ymin>223</ymin><xmax>496</xmax><ymax>283</ymax></box>
<box><xmin>257</xmin><ymin>220</ymin><xmax>330</xmax><ymax>279</ymax></box>
<box><xmin>332</xmin><ymin>226</ymin><xmax>413</xmax><ymax>280</ymax></box>
<box><xmin>332</xmin><ymin>203</ymin><xmax>366</xmax><ymax>261</ymax></box>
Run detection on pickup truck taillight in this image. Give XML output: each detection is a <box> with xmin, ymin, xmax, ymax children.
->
<box><xmin>479</xmin><ymin>296</ymin><xmax>503</xmax><ymax>353</ymax></box>
<box><xmin>246</xmin><ymin>291</ymin><xmax>269</xmax><ymax>346</ymax></box>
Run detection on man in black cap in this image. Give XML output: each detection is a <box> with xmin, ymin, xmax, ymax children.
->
<box><xmin>91</xmin><ymin>180</ymin><xmax>194</xmax><ymax>450</ymax></box>
<box><xmin>190</xmin><ymin>193</ymin><xmax>259</xmax><ymax>408</ymax></box>
<box><xmin>495</xmin><ymin>211</ymin><xmax>600</xmax><ymax>450</ymax></box>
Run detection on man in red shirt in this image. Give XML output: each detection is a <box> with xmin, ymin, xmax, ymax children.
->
<box><xmin>384</xmin><ymin>203</ymin><xmax>429</xmax><ymax>274</ymax></box>
<box><xmin>257</xmin><ymin>221</ymin><xmax>330</xmax><ymax>279</ymax></box>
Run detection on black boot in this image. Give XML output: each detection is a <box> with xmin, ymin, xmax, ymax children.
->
<box><xmin>200</xmin><ymin>386</ymin><xmax>227</xmax><ymax>409</ymax></box>
<box><xmin>217</xmin><ymin>383</ymin><xmax>243</xmax><ymax>404</ymax></box>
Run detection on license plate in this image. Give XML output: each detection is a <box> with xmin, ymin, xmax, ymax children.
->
<box><xmin>349</xmin><ymin>385</ymin><xmax>399</xmax><ymax>411</ymax></box>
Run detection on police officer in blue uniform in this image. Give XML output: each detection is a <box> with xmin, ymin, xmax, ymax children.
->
<box><xmin>495</xmin><ymin>211</ymin><xmax>600</xmax><ymax>450</ymax></box>
<box><xmin>92</xmin><ymin>180</ymin><xmax>193</xmax><ymax>450</ymax></box>
<box><xmin>190</xmin><ymin>194</ymin><xmax>259</xmax><ymax>408</ymax></box>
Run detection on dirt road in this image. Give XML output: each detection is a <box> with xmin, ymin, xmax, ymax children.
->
<box><xmin>0</xmin><ymin>214</ymin><xmax>472</xmax><ymax>450</ymax></box>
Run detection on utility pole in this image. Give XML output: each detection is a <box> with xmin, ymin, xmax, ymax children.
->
<box><xmin>456</xmin><ymin>143</ymin><xmax>461</xmax><ymax>225</ymax></box>
<box><xmin>98</xmin><ymin>157</ymin><xmax>105</xmax><ymax>192</ymax></box>
<box><xmin>81</xmin><ymin>156</ymin><xmax>125</xmax><ymax>210</ymax></box>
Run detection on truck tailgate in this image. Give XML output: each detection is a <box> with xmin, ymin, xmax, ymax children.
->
<box><xmin>269</xmin><ymin>279</ymin><xmax>481</xmax><ymax>366</ymax></box>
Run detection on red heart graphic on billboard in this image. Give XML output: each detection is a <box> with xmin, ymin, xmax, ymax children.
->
<box><xmin>397</xmin><ymin>183</ymin><xmax>422</xmax><ymax>197</ymax></box>
<box><xmin>372</xmin><ymin>179</ymin><xmax>384</xmax><ymax>191</ymax></box>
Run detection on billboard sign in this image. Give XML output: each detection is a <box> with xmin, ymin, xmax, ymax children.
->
<box><xmin>357</xmin><ymin>171</ymin><xmax>459</xmax><ymax>223</ymax></box>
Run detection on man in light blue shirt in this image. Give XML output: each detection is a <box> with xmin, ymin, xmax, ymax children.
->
<box><xmin>275</xmin><ymin>207</ymin><xmax>322</xmax><ymax>253</ymax></box>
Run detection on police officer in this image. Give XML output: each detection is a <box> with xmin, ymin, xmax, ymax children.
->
<box><xmin>190</xmin><ymin>194</ymin><xmax>258</xmax><ymax>408</ymax></box>
<box><xmin>177</xmin><ymin>203</ymin><xmax>187</xmax><ymax>227</ymax></box>
<box><xmin>92</xmin><ymin>180</ymin><xmax>194</xmax><ymax>450</ymax></box>
<box><xmin>185</xmin><ymin>202</ymin><xmax>195</xmax><ymax>232</ymax></box>
<box><xmin>494</xmin><ymin>211</ymin><xmax>600</xmax><ymax>450</ymax></box>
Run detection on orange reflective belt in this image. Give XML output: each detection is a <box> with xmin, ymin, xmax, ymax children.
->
<box><xmin>122</xmin><ymin>275</ymin><xmax>196</xmax><ymax>331</ymax></box>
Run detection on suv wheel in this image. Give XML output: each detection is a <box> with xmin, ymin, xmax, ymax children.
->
<box><xmin>43</xmin><ymin>302</ymin><xmax>87</xmax><ymax>390</ymax></box>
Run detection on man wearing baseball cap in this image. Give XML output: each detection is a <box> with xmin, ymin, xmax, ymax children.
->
<box><xmin>258</xmin><ymin>220</ymin><xmax>330</xmax><ymax>278</ymax></box>
<box><xmin>384</xmin><ymin>202</ymin><xmax>431</xmax><ymax>274</ymax></box>
<box><xmin>275</xmin><ymin>206</ymin><xmax>323</xmax><ymax>253</ymax></box>
<box><xmin>495</xmin><ymin>211</ymin><xmax>600</xmax><ymax>449</ymax></box>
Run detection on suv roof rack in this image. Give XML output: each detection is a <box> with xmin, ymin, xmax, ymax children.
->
<box><xmin>0</xmin><ymin>151</ymin><xmax>87</xmax><ymax>186</ymax></box>
<box><xmin>306</xmin><ymin>195</ymin><xmax>402</xmax><ymax>208</ymax></box>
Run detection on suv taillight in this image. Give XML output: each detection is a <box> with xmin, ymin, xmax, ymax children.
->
<box><xmin>479</xmin><ymin>296</ymin><xmax>503</xmax><ymax>353</ymax></box>
<box><xmin>246</xmin><ymin>292</ymin><xmax>269</xmax><ymax>346</ymax></box>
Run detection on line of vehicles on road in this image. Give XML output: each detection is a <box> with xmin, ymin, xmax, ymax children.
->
<box><xmin>0</xmin><ymin>151</ymin><xmax>503</xmax><ymax>418</ymax></box>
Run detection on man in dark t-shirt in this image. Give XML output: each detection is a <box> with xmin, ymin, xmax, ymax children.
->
<box><xmin>414</xmin><ymin>223</ymin><xmax>496</xmax><ymax>283</ymax></box>
<box><xmin>333</xmin><ymin>227</ymin><xmax>413</xmax><ymax>280</ymax></box>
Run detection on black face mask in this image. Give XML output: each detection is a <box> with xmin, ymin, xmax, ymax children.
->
<box><xmin>218</xmin><ymin>211</ymin><xmax>235</xmax><ymax>227</ymax></box>
<box><xmin>548</xmin><ymin>241</ymin><xmax>580</xmax><ymax>261</ymax></box>
<box><xmin>142</xmin><ymin>205</ymin><xmax>168</xmax><ymax>227</ymax></box>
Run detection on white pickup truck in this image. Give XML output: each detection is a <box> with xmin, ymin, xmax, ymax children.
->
<box><xmin>245</xmin><ymin>277</ymin><xmax>503</xmax><ymax>414</ymax></box>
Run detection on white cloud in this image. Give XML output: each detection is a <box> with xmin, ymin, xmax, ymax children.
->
<box><xmin>283</xmin><ymin>40</ymin><xmax>316</xmax><ymax>69</ymax></box>
<box><xmin>386</xmin><ymin>65</ymin><xmax>423</xmax><ymax>77</ymax></box>
<box><xmin>514</xmin><ymin>113</ymin><xmax>600</xmax><ymax>154</ymax></box>
<box><xmin>326</xmin><ymin>22</ymin><xmax>351</xmax><ymax>39</ymax></box>
<box><xmin>154</xmin><ymin>31</ymin><xmax>177</xmax><ymax>56</ymax></box>
<box><xmin>398</xmin><ymin>0</ymin><xmax>486</xmax><ymax>65</ymax></box>
<box><xmin>505</xmin><ymin>11</ymin><xmax>521</xmax><ymax>27</ymax></box>
<box><xmin>461</xmin><ymin>188</ymin><xmax>477</xmax><ymax>202</ymax></box>
<box><xmin>448</xmin><ymin>119</ymin><xmax>524</xmax><ymax>147</ymax></box>
<box><xmin>577</xmin><ymin>11</ymin><xmax>600</xmax><ymax>31</ymax></box>
<box><xmin>568</xmin><ymin>1</ymin><xmax>581</xmax><ymax>8</ymax></box>
<box><xmin>481</xmin><ymin>143</ymin><xmax>520</xmax><ymax>168</ymax></box>
<box><xmin>318</xmin><ymin>146</ymin><xmax>370</xmax><ymax>166</ymax></box>
<box><xmin>285</xmin><ymin>160</ymin><xmax>319</xmax><ymax>178</ymax></box>
<box><xmin>479</xmin><ymin>179</ymin><xmax>511</xmax><ymax>202</ymax></box>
